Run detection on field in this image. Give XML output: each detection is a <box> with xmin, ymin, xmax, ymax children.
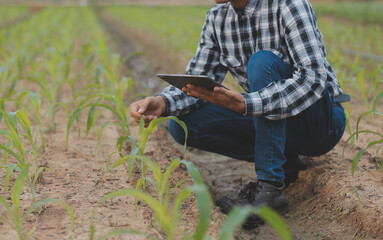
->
<box><xmin>0</xmin><ymin>1</ymin><xmax>382</xmax><ymax>240</ymax></box>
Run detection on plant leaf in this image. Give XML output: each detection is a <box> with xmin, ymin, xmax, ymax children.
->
<box><xmin>139</xmin><ymin>116</ymin><xmax>187</xmax><ymax>154</ymax></box>
<box><xmin>256</xmin><ymin>206</ymin><xmax>292</xmax><ymax>240</ymax></box>
<box><xmin>11</xmin><ymin>164</ymin><xmax>30</xmax><ymax>223</ymax></box>
<box><xmin>352</xmin><ymin>139</ymin><xmax>383</xmax><ymax>177</ymax></box>
<box><xmin>100</xmin><ymin>190</ymin><xmax>171</xmax><ymax>234</ymax></box>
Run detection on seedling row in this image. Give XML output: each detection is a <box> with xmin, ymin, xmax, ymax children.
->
<box><xmin>0</xmin><ymin>7</ymin><xmax>291</xmax><ymax>240</ymax></box>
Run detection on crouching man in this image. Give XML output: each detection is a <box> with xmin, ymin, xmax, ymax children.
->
<box><xmin>130</xmin><ymin>0</ymin><xmax>346</xmax><ymax>229</ymax></box>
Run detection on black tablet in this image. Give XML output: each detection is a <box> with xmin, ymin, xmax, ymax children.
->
<box><xmin>157</xmin><ymin>74</ymin><xmax>229</xmax><ymax>91</ymax></box>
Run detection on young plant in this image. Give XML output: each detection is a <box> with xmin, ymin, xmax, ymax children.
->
<box><xmin>105</xmin><ymin>116</ymin><xmax>187</xmax><ymax>183</ymax></box>
<box><xmin>0</xmin><ymin>57</ymin><xmax>20</xmax><ymax>99</ymax></box>
<box><xmin>95</xmin><ymin>158</ymin><xmax>193</xmax><ymax>239</ymax></box>
<box><xmin>92</xmin><ymin>159</ymin><xmax>292</xmax><ymax>240</ymax></box>
<box><xmin>0</xmin><ymin>109</ymin><xmax>46</xmax><ymax>202</ymax></box>
<box><xmin>343</xmin><ymin>93</ymin><xmax>383</xmax><ymax>190</ymax></box>
<box><xmin>67</xmin><ymin>73</ymin><xmax>133</xmax><ymax>146</ymax></box>
<box><xmin>0</xmin><ymin>164</ymin><xmax>75</xmax><ymax>240</ymax></box>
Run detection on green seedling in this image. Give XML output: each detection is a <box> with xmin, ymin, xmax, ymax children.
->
<box><xmin>0</xmin><ymin>57</ymin><xmax>20</xmax><ymax>99</ymax></box>
<box><xmin>101</xmin><ymin>188</ymin><xmax>191</xmax><ymax>240</ymax></box>
<box><xmin>94</xmin><ymin>158</ymin><xmax>292</xmax><ymax>240</ymax></box>
<box><xmin>0</xmin><ymin>164</ymin><xmax>75</xmax><ymax>240</ymax></box>
<box><xmin>97</xmin><ymin>160</ymin><xmax>195</xmax><ymax>239</ymax></box>
<box><xmin>106</xmin><ymin>116</ymin><xmax>187</xmax><ymax>183</ymax></box>
<box><xmin>67</xmin><ymin>75</ymin><xmax>133</xmax><ymax>144</ymax></box>
<box><xmin>351</xmin><ymin>110</ymin><xmax>382</xmax><ymax>177</ymax></box>
<box><xmin>344</xmin><ymin>93</ymin><xmax>383</xmax><ymax>178</ymax></box>
<box><xmin>0</xmin><ymin>164</ymin><xmax>19</xmax><ymax>195</ymax></box>
<box><xmin>0</xmin><ymin>109</ymin><xmax>47</xmax><ymax>202</ymax></box>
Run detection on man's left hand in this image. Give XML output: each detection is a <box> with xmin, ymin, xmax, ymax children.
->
<box><xmin>182</xmin><ymin>84</ymin><xmax>246</xmax><ymax>114</ymax></box>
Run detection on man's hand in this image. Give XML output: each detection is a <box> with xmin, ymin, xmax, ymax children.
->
<box><xmin>182</xmin><ymin>84</ymin><xmax>246</xmax><ymax>114</ymax></box>
<box><xmin>130</xmin><ymin>96</ymin><xmax>166</xmax><ymax>127</ymax></box>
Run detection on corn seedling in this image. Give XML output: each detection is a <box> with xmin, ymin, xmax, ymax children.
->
<box><xmin>0</xmin><ymin>58</ymin><xmax>20</xmax><ymax>99</ymax></box>
<box><xmin>92</xmin><ymin>159</ymin><xmax>292</xmax><ymax>240</ymax></box>
<box><xmin>0</xmin><ymin>108</ymin><xmax>47</xmax><ymax>202</ymax></box>
<box><xmin>105</xmin><ymin>116</ymin><xmax>187</xmax><ymax>184</ymax></box>
<box><xmin>343</xmin><ymin>93</ymin><xmax>383</xmax><ymax>177</ymax></box>
<box><xmin>90</xmin><ymin>158</ymin><xmax>192</xmax><ymax>239</ymax></box>
<box><xmin>0</xmin><ymin>164</ymin><xmax>75</xmax><ymax>240</ymax></box>
<box><xmin>96</xmin><ymin>159</ymin><xmax>194</xmax><ymax>239</ymax></box>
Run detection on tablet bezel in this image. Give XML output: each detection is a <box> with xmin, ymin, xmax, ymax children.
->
<box><xmin>157</xmin><ymin>74</ymin><xmax>229</xmax><ymax>91</ymax></box>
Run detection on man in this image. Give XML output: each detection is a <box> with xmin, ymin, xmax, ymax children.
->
<box><xmin>130</xmin><ymin>0</ymin><xmax>346</xmax><ymax>228</ymax></box>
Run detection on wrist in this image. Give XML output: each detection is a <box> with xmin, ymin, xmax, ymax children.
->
<box><xmin>234</xmin><ymin>92</ymin><xmax>246</xmax><ymax>114</ymax></box>
<box><xmin>154</xmin><ymin>95</ymin><xmax>167</xmax><ymax>115</ymax></box>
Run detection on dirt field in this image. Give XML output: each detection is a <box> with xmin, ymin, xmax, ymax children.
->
<box><xmin>0</xmin><ymin>6</ymin><xmax>382</xmax><ymax>240</ymax></box>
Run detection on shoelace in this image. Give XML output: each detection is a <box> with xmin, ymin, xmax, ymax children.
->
<box><xmin>238</xmin><ymin>181</ymin><xmax>263</xmax><ymax>202</ymax></box>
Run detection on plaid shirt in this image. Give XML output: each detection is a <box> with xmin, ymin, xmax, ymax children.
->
<box><xmin>160</xmin><ymin>0</ymin><xmax>342</xmax><ymax>119</ymax></box>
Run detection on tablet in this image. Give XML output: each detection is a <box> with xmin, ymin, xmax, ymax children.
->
<box><xmin>157</xmin><ymin>74</ymin><xmax>229</xmax><ymax>91</ymax></box>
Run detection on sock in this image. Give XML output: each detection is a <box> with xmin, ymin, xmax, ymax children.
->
<box><xmin>259</xmin><ymin>179</ymin><xmax>284</xmax><ymax>188</ymax></box>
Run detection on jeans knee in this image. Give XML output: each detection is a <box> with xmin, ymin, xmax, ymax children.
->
<box><xmin>247</xmin><ymin>51</ymin><xmax>280</xmax><ymax>91</ymax></box>
<box><xmin>168</xmin><ymin>119</ymin><xmax>187</xmax><ymax>145</ymax></box>
<box><xmin>248</xmin><ymin>51</ymin><xmax>279</xmax><ymax>74</ymax></box>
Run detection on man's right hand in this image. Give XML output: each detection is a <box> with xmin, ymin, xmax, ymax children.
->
<box><xmin>130</xmin><ymin>96</ymin><xmax>167</xmax><ymax>127</ymax></box>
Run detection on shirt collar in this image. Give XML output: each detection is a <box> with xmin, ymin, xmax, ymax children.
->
<box><xmin>228</xmin><ymin>0</ymin><xmax>259</xmax><ymax>18</ymax></box>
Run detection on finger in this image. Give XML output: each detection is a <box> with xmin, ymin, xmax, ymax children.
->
<box><xmin>186</xmin><ymin>84</ymin><xmax>207</xmax><ymax>95</ymax></box>
<box><xmin>214</xmin><ymin>86</ymin><xmax>231</xmax><ymax>96</ymax></box>
<box><xmin>182</xmin><ymin>86</ymin><xmax>190</xmax><ymax>92</ymax></box>
<box><xmin>130</xmin><ymin>103</ymin><xmax>143</xmax><ymax>122</ymax></box>
<box><xmin>187</xmin><ymin>85</ymin><xmax>215</xmax><ymax>100</ymax></box>
<box><xmin>137</xmin><ymin>99</ymin><xmax>150</xmax><ymax>114</ymax></box>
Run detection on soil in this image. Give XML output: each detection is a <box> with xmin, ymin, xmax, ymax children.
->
<box><xmin>0</xmin><ymin>6</ymin><xmax>382</xmax><ymax>240</ymax></box>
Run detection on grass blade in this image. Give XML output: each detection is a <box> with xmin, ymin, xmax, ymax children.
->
<box><xmin>139</xmin><ymin>116</ymin><xmax>187</xmax><ymax>154</ymax></box>
<box><xmin>86</xmin><ymin>98</ymin><xmax>102</xmax><ymax>137</ymax></box>
<box><xmin>3</xmin><ymin>164</ymin><xmax>19</xmax><ymax>194</ymax></box>
<box><xmin>373</xmin><ymin>92</ymin><xmax>383</xmax><ymax>111</ymax></box>
<box><xmin>188</xmin><ymin>184</ymin><xmax>212</xmax><ymax>240</ymax></box>
<box><xmin>11</xmin><ymin>164</ymin><xmax>30</xmax><ymax>224</ymax></box>
<box><xmin>256</xmin><ymin>206</ymin><xmax>292</xmax><ymax>240</ymax></box>
<box><xmin>101</xmin><ymin>190</ymin><xmax>170</xmax><ymax>233</ymax></box>
<box><xmin>352</xmin><ymin>139</ymin><xmax>383</xmax><ymax>177</ymax></box>
<box><xmin>219</xmin><ymin>206</ymin><xmax>253</xmax><ymax>240</ymax></box>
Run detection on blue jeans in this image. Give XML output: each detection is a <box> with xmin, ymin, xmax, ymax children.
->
<box><xmin>168</xmin><ymin>51</ymin><xmax>346</xmax><ymax>183</ymax></box>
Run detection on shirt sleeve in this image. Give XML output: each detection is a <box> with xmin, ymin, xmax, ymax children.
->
<box><xmin>160</xmin><ymin>8</ymin><xmax>228</xmax><ymax>117</ymax></box>
<box><xmin>242</xmin><ymin>0</ymin><xmax>328</xmax><ymax>120</ymax></box>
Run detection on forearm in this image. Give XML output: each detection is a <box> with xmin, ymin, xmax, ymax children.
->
<box><xmin>160</xmin><ymin>85</ymin><xmax>207</xmax><ymax>117</ymax></box>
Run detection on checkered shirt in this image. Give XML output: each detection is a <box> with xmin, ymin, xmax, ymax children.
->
<box><xmin>160</xmin><ymin>0</ymin><xmax>343</xmax><ymax>119</ymax></box>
